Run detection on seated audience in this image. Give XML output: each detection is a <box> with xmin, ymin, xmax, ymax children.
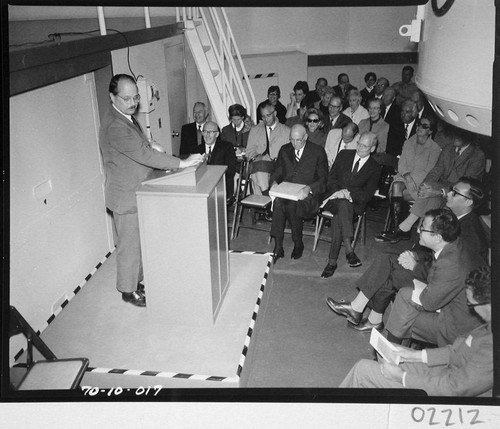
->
<box><xmin>392</xmin><ymin>65</ymin><xmax>418</xmax><ymax>106</ymax></box>
<box><xmin>220</xmin><ymin>104</ymin><xmax>252</xmax><ymax>149</ymax></box>
<box><xmin>386</xmin><ymin>99</ymin><xmax>418</xmax><ymax>158</ymax></box>
<box><xmin>381</xmin><ymin>87</ymin><xmax>401</xmax><ymax>133</ymax></box>
<box><xmin>327</xmin><ymin>178</ymin><xmax>489</xmax><ymax>333</ymax></box>
<box><xmin>304</xmin><ymin>77</ymin><xmax>328</xmax><ymax>107</ymax></box>
<box><xmin>303</xmin><ymin>108</ymin><xmax>327</xmax><ymax>148</ymax></box>
<box><xmin>360</xmin><ymin>72</ymin><xmax>377</xmax><ymax>107</ymax></box>
<box><xmin>286</xmin><ymin>81</ymin><xmax>309</xmax><ymax>119</ymax></box>
<box><xmin>314</xmin><ymin>85</ymin><xmax>335</xmax><ymax>119</ymax></box>
<box><xmin>325</xmin><ymin>122</ymin><xmax>360</xmax><ymax>169</ymax></box>
<box><xmin>195</xmin><ymin>121</ymin><xmax>238</xmax><ymax>202</ymax></box>
<box><xmin>373</xmin><ymin>77</ymin><xmax>390</xmax><ymax>101</ymax></box>
<box><xmin>333</xmin><ymin>73</ymin><xmax>357</xmax><ymax>110</ymax></box>
<box><xmin>257</xmin><ymin>85</ymin><xmax>287</xmax><ymax>124</ymax></box>
<box><xmin>383</xmin><ymin>126</ymin><xmax>486</xmax><ymax>242</ymax></box>
<box><xmin>358</xmin><ymin>98</ymin><xmax>389</xmax><ymax>154</ymax></box>
<box><xmin>285</xmin><ymin>99</ymin><xmax>308</xmax><ymax>128</ymax></box>
<box><xmin>270</xmin><ymin>124</ymin><xmax>328</xmax><ymax>262</ymax></box>
<box><xmin>323</xmin><ymin>95</ymin><xmax>352</xmax><ymax>134</ymax></box>
<box><xmin>411</xmin><ymin>89</ymin><xmax>436</xmax><ymax>123</ymax></box>
<box><xmin>246</xmin><ymin>100</ymin><xmax>290</xmax><ymax>195</ymax></box>
<box><xmin>340</xmin><ymin>265</ymin><xmax>492</xmax><ymax>397</ymax></box>
<box><xmin>343</xmin><ymin>89</ymin><xmax>370</xmax><ymax>125</ymax></box>
<box><xmin>320</xmin><ymin>132</ymin><xmax>381</xmax><ymax>278</ymax></box>
<box><xmin>180</xmin><ymin>102</ymin><xmax>209</xmax><ymax>157</ymax></box>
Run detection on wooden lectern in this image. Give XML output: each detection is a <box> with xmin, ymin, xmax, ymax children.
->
<box><xmin>136</xmin><ymin>163</ymin><xmax>230</xmax><ymax>326</ymax></box>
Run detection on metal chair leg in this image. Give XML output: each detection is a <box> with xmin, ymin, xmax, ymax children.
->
<box><xmin>313</xmin><ymin>215</ymin><xmax>324</xmax><ymax>251</ymax></box>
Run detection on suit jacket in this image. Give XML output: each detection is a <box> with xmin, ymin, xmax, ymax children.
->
<box><xmin>326</xmin><ymin>150</ymin><xmax>381</xmax><ymax>215</ymax></box>
<box><xmin>424</xmin><ymin>143</ymin><xmax>486</xmax><ymax>188</ymax></box>
<box><xmin>382</xmin><ymin>102</ymin><xmax>402</xmax><ymax>132</ymax></box>
<box><xmin>386</xmin><ymin>119</ymin><xmax>417</xmax><ymax>156</ymax></box>
<box><xmin>271</xmin><ymin>140</ymin><xmax>328</xmax><ymax>218</ymax></box>
<box><xmin>246</xmin><ymin>121</ymin><xmax>290</xmax><ymax>160</ymax></box>
<box><xmin>459</xmin><ymin>211</ymin><xmax>489</xmax><ymax>263</ymax></box>
<box><xmin>99</xmin><ymin>106</ymin><xmax>181</xmax><ymax>214</ymax></box>
<box><xmin>220</xmin><ymin>123</ymin><xmax>250</xmax><ymax>148</ymax></box>
<box><xmin>360</xmin><ymin>87</ymin><xmax>374</xmax><ymax>107</ymax></box>
<box><xmin>358</xmin><ymin>117</ymin><xmax>390</xmax><ymax>153</ymax></box>
<box><xmin>323</xmin><ymin>112</ymin><xmax>352</xmax><ymax>134</ymax></box>
<box><xmin>180</xmin><ymin>122</ymin><xmax>204</xmax><ymax>156</ymax></box>
<box><xmin>304</xmin><ymin>89</ymin><xmax>321</xmax><ymax>107</ymax></box>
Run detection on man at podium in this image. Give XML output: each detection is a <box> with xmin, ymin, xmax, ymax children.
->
<box><xmin>99</xmin><ymin>74</ymin><xmax>203</xmax><ymax>307</ymax></box>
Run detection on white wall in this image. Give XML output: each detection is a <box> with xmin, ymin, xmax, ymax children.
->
<box><xmin>10</xmin><ymin>74</ymin><xmax>112</xmax><ymax>338</ymax></box>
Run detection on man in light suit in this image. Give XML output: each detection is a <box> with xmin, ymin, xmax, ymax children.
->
<box><xmin>99</xmin><ymin>74</ymin><xmax>202</xmax><ymax>306</ymax></box>
<box><xmin>270</xmin><ymin>124</ymin><xmax>328</xmax><ymax>262</ymax></box>
<box><xmin>324</xmin><ymin>122</ymin><xmax>360</xmax><ymax>170</ymax></box>
<box><xmin>340</xmin><ymin>265</ymin><xmax>492</xmax><ymax>397</ymax></box>
<box><xmin>320</xmin><ymin>132</ymin><xmax>381</xmax><ymax>278</ymax></box>
<box><xmin>384</xmin><ymin>126</ymin><xmax>486</xmax><ymax>242</ymax></box>
<box><xmin>180</xmin><ymin>102</ymin><xmax>209</xmax><ymax>157</ymax></box>
<box><xmin>323</xmin><ymin>95</ymin><xmax>352</xmax><ymax>134</ymax></box>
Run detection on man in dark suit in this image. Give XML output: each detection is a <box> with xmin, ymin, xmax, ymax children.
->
<box><xmin>411</xmin><ymin>89</ymin><xmax>436</xmax><ymax>124</ymax></box>
<box><xmin>180</xmin><ymin>102</ymin><xmax>209</xmax><ymax>157</ymax></box>
<box><xmin>326</xmin><ymin>177</ymin><xmax>488</xmax><ymax>332</ymax></box>
<box><xmin>320</xmin><ymin>132</ymin><xmax>381</xmax><ymax>278</ymax></box>
<box><xmin>323</xmin><ymin>95</ymin><xmax>352</xmax><ymax>134</ymax></box>
<box><xmin>384</xmin><ymin>209</ymin><xmax>484</xmax><ymax>347</ymax></box>
<box><xmin>340</xmin><ymin>265</ymin><xmax>492</xmax><ymax>397</ymax></box>
<box><xmin>332</xmin><ymin>73</ymin><xmax>357</xmax><ymax>110</ymax></box>
<box><xmin>386</xmin><ymin>99</ymin><xmax>418</xmax><ymax>157</ymax></box>
<box><xmin>384</xmin><ymin>126</ymin><xmax>486</xmax><ymax>242</ymax></box>
<box><xmin>270</xmin><ymin>124</ymin><xmax>328</xmax><ymax>262</ymax></box>
<box><xmin>360</xmin><ymin>72</ymin><xmax>377</xmax><ymax>108</ymax></box>
<box><xmin>195</xmin><ymin>121</ymin><xmax>238</xmax><ymax>201</ymax></box>
<box><xmin>99</xmin><ymin>74</ymin><xmax>203</xmax><ymax>307</ymax></box>
<box><xmin>381</xmin><ymin>87</ymin><xmax>401</xmax><ymax>132</ymax></box>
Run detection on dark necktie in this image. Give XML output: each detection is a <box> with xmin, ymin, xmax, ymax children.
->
<box><xmin>197</xmin><ymin>125</ymin><xmax>203</xmax><ymax>146</ymax></box>
<box><xmin>263</xmin><ymin>127</ymin><xmax>271</xmax><ymax>156</ymax></box>
<box><xmin>131</xmin><ymin>116</ymin><xmax>142</xmax><ymax>133</ymax></box>
<box><xmin>405</xmin><ymin>123</ymin><xmax>409</xmax><ymax>140</ymax></box>
<box><xmin>295</xmin><ymin>149</ymin><xmax>300</xmax><ymax>163</ymax></box>
<box><xmin>207</xmin><ymin>146</ymin><xmax>212</xmax><ymax>163</ymax></box>
<box><xmin>381</xmin><ymin>106</ymin><xmax>386</xmax><ymax>118</ymax></box>
<box><xmin>352</xmin><ymin>158</ymin><xmax>360</xmax><ymax>174</ymax></box>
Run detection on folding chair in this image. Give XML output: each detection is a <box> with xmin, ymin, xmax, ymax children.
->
<box><xmin>231</xmin><ymin>158</ymin><xmax>272</xmax><ymax>239</ymax></box>
<box><xmin>312</xmin><ymin>208</ymin><xmax>366</xmax><ymax>251</ymax></box>
<box><xmin>9</xmin><ymin>306</ymin><xmax>89</xmax><ymax>390</ymax></box>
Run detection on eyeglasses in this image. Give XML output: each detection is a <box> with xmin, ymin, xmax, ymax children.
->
<box><xmin>449</xmin><ymin>186</ymin><xmax>472</xmax><ymax>199</ymax></box>
<box><xmin>329</xmin><ymin>104</ymin><xmax>342</xmax><ymax>109</ymax></box>
<box><xmin>466</xmin><ymin>301</ymin><xmax>488</xmax><ymax>308</ymax></box>
<box><xmin>417</xmin><ymin>123</ymin><xmax>431</xmax><ymax>129</ymax></box>
<box><xmin>262</xmin><ymin>111</ymin><xmax>276</xmax><ymax>118</ymax></box>
<box><xmin>116</xmin><ymin>94</ymin><xmax>141</xmax><ymax>103</ymax></box>
<box><xmin>203</xmin><ymin>130</ymin><xmax>218</xmax><ymax>135</ymax></box>
<box><xmin>417</xmin><ymin>225</ymin><xmax>434</xmax><ymax>234</ymax></box>
<box><xmin>306</xmin><ymin>118</ymin><xmax>320</xmax><ymax>123</ymax></box>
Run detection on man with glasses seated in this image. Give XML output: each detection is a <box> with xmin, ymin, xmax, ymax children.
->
<box><xmin>383</xmin><ymin>125</ymin><xmax>486</xmax><ymax>242</ymax></box>
<box><xmin>246</xmin><ymin>101</ymin><xmax>290</xmax><ymax>198</ymax></box>
<box><xmin>180</xmin><ymin>102</ymin><xmax>209</xmax><ymax>157</ymax></box>
<box><xmin>323</xmin><ymin>95</ymin><xmax>352</xmax><ymax>134</ymax></box>
<box><xmin>326</xmin><ymin>178</ymin><xmax>488</xmax><ymax>333</ymax></box>
<box><xmin>100</xmin><ymin>74</ymin><xmax>203</xmax><ymax>307</ymax></box>
<box><xmin>340</xmin><ymin>265</ymin><xmax>492</xmax><ymax>397</ymax></box>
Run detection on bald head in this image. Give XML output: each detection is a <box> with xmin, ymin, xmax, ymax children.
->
<box><xmin>357</xmin><ymin>132</ymin><xmax>377</xmax><ymax>158</ymax></box>
<box><xmin>290</xmin><ymin>124</ymin><xmax>308</xmax><ymax>150</ymax></box>
<box><xmin>382</xmin><ymin>87</ymin><xmax>396</xmax><ymax>107</ymax></box>
<box><xmin>401</xmin><ymin>100</ymin><xmax>418</xmax><ymax>124</ymax></box>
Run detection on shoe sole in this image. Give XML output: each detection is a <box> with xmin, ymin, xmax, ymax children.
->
<box><xmin>326</xmin><ymin>300</ymin><xmax>359</xmax><ymax>325</ymax></box>
<box><xmin>349</xmin><ymin>263</ymin><xmax>362</xmax><ymax>268</ymax></box>
<box><xmin>347</xmin><ymin>321</ymin><xmax>384</xmax><ymax>333</ymax></box>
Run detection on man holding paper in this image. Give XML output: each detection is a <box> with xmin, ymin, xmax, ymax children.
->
<box><xmin>340</xmin><ymin>266</ymin><xmax>492</xmax><ymax>397</ymax></box>
<box><xmin>320</xmin><ymin>132</ymin><xmax>381</xmax><ymax>278</ymax></box>
<box><xmin>269</xmin><ymin>124</ymin><xmax>328</xmax><ymax>262</ymax></box>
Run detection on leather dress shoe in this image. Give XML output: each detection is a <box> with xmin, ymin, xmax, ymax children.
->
<box><xmin>346</xmin><ymin>251</ymin><xmax>362</xmax><ymax>268</ymax></box>
<box><xmin>291</xmin><ymin>243</ymin><xmax>304</xmax><ymax>260</ymax></box>
<box><xmin>382</xmin><ymin>227</ymin><xmax>411</xmax><ymax>242</ymax></box>
<box><xmin>122</xmin><ymin>291</ymin><xmax>146</xmax><ymax>307</ymax></box>
<box><xmin>326</xmin><ymin>297</ymin><xmax>362</xmax><ymax>325</ymax></box>
<box><xmin>374</xmin><ymin>232</ymin><xmax>397</xmax><ymax>243</ymax></box>
<box><xmin>348</xmin><ymin>318</ymin><xmax>384</xmax><ymax>333</ymax></box>
<box><xmin>321</xmin><ymin>263</ymin><xmax>337</xmax><ymax>278</ymax></box>
<box><xmin>137</xmin><ymin>282</ymin><xmax>145</xmax><ymax>295</ymax></box>
<box><xmin>273</xmin><ymin>247</ymin><xmax>285</xmax><ymax>263</ymax></box>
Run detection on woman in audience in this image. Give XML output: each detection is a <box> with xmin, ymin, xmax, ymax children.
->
<box><xmin>303</xmin><ymin>107</ymin><xmax>327</xmax><ymax>148</ymax></box>
<box><xmin>314</xmin><ymin>86</ymin><xmax>334</xmax><ymax>118</ymax></box>
<box><xmin>221</xmin><ymin>104</ymin><xmax>252</xmax><ymax>149</ymax></box>
<box><xmin>286</xmin><ymin>81</ymin><xmax>309</xmax><ymax>119</ymax></box>
<box><xmin>343</xmin><ymin>89</ymin><xmax>369</xmax><ymax>125</ymax></box>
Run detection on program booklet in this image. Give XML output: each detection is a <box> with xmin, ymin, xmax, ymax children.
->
<box><xmin>269</xmin><ymin>182</ymin><xmax>306</xmax><ymax>201</ymax></box>
<box><xmin>370</xmin><ymin>327</ymin><xmax>402</xmax><ymax>365</ymax></box>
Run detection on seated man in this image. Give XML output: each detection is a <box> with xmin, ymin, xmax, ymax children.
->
<box><xmin>332</xmin><ymin>73</ymin><xmax>357</xmax><ymax>110</ymax></box>
<box><xmin>324</xmin><ymin>122</ymin><xmax>360</xmax><ymax>170</ymax></box>
<box><xmin>392</xmin><ymin>65</ymin><xmax>418</xmax><ymax>106</ymax></box>
<box><xmin>304</xmin><ymin>77</ymin><xmax>327</xmax><ymax>107</ymax></box>
<box><xmin>327</xmin><ymin>178</ymin><xmax>489</xmax><ymax>332</ymax></box>
<box><xmin>256</xmin><ymin>85</ymin><xmax>287</xmax><ymax>124</ymax></box>
<box><xmin>383</xmin><ymin>126</ymin><xmax>486</xmax><ymax>242</ymax></box>
<box><xmin>323</xmin><ymin>95</ymin><xmax>352</xmax><ymax>134</ymax></box>
<box><xmin>320</xmin><ymin>132</ymin><xmax>381</xmax><ymax>278</ymax></box>
<box><xmin>270</xmin><ymin>124</ymin><xmax>328</xmax><ymax>262</ymax></box>
<box><xmin>195</xmin><ymin>121</ymin><xmax>238</xmax><ymax>202</ymax></box>
<box><xmin>180</xmin><ymin>102</ymin><xmax>209</xmax><ymax>157</ymax></box>
<box><xmin>246</xmin><ymin>100</ymin><xmax>290</xmax><ymax>196</ymax></box>
<box><xmin>340</xmin><ymin>265</ymin><xmax>493</xmax><ymax>397</ymax></box>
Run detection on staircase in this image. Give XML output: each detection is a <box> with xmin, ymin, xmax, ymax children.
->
<box><xmin>177</xmin><ymin>7</ymin><xmax>256</xmax><ymax>126</ymax></box>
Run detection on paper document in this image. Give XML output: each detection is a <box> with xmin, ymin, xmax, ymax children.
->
<box><xmin>411</xmin><ymin>279</ymin><xmax>427</xmax><ymax>306</ymax></box>
<box><xmin>370</xmin><ymin>327</ymin><xmax>402</xmax><ymax>365</ymax></box>
<box><xmin>269</xmin><ymin>182</ymin><xmax>306</xmax><ymax>201</ymax></box>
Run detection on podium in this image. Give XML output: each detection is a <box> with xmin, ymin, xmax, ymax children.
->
<box><xmin>136</xmin><ymin>164</ymin><xmax>230</xmax><ymax>326</ymax></box>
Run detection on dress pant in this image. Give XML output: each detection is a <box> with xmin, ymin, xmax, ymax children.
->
<box><xmin>409</xmin><ymin>195</ymin><xmax>443</xmax><ymax>218</ymax></box>
<box><xmin>270</xmin><ymin>198</ymin><xmax>304</xmax><ymax>244</ymax></box>
<box><xmin>385</xmin><ymin>286</ymin><xmax>443</xmax><ymax>345</ymax></box>
<box><xmin>355</xmin><ymin>254</ymin><xmax>414</xmax><ymax>313</ymax></box>
<box><xmin>324</xmin><ymin>199</ymin><xmax>354</xmax><ymax>261</ymax></box>
<box><xmin>113</xmin><ymin>211</ymin><xmax>143</xmax><ymax>294</ymax></box>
